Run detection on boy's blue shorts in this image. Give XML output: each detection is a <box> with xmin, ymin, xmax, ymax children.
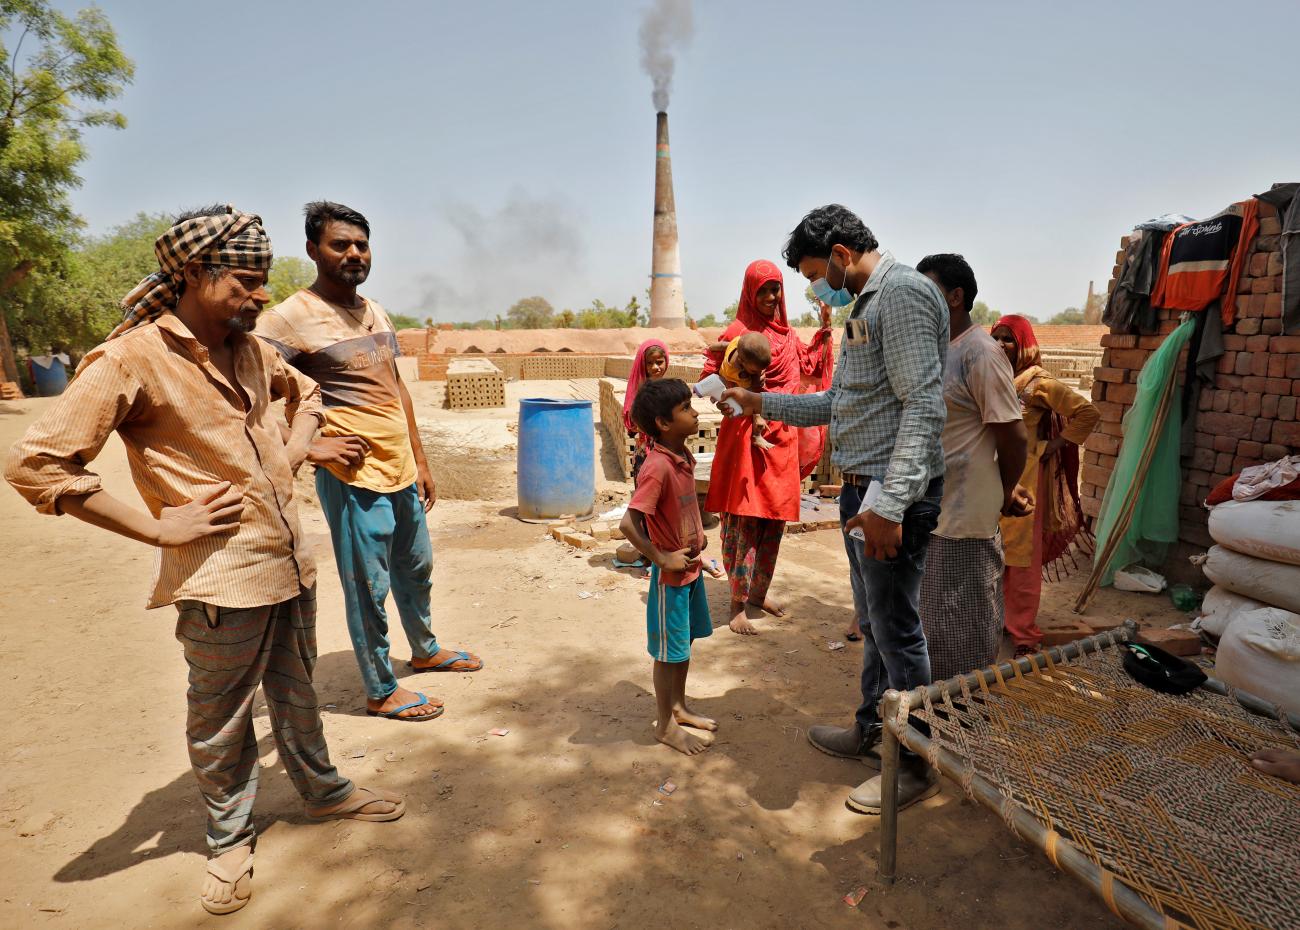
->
<box><xmin>647</xmin><ymin>566</ymin><xmax>712</xmax><ymax>663</ymax></box>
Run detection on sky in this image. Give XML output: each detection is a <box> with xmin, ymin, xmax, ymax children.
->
<box><xmin>58</xmin><ymin>0</ymin><xmax>1300</xmax><ymax>324</ymax></box>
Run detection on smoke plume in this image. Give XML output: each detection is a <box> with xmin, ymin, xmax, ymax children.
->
<box><xmin>639</xmin><ymin>0</ymin><xmax>694</xmax><ymax>111</ymax></box>
<box><xmin>412</xmin><ymin>190</ymin><xmax>585</xmax><ymax>321</ymax></box>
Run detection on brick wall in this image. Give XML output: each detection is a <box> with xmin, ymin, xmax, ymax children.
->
<box><xmin>1080</xmin><ymin>199</ymin><xmax>1297</xmax><ymax>583</ymax></box>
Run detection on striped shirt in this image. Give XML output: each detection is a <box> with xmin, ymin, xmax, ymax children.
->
<box><xmin>256</xmin><ymin>290</ymin><xmax>415</xmax><ymax>493</ymax></box>
<box><xmin>4</xmin><ymin>312</ymin><xmax>323</xmax><ymax>609</ymax></box>
<box><xmin>762</xmin><ymin>252</ymin><xmax>948</xmax><ymax>523</ymax></box>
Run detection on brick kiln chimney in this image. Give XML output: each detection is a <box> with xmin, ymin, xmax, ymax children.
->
<box><xmin>649</xmin><ymin>110</ymin><xmax>686</xmax><ymax>329</ymax></box>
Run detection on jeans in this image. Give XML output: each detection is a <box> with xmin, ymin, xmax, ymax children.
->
<box><xmin>316</xmin><ymin>470</ymin><xmax>439</xmax><ymax>700</ymax></box>
<box><xmin>840</xmin><ymin>476</ymin><xmax>943</xmax><ymax>735</ymax></box>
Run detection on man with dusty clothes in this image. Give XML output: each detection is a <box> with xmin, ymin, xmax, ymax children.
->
<box><xmin>257</xmin><ymin>201</ymin><xmax>481</xmax><ymax>723</ymax></box>
<box><xmin>722</xmin><ymin>205</ymin><xmax>949</xmax><ymax>813</ymax></box>
<box><xmin>5</xmin><ymin>206</ymin><xmax>403</xmax><ymax>917</ymax></box>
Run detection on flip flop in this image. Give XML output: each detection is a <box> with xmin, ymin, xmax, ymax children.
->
<box><xmin>306</xmin><ymin>786</ymin><xmax>406</xmax><ymax>822</ymax></box>
<box><xmin>409</xmin><ymin>650</ymin><xmax>483</xmax><ymax>673</ymax></box>
<box><xmin>201</xmin><ymin>848</ymin><xmax>254</xmax><ymax>915</ymax></box>
<box><xmin>365</xmin><ymin>692</ymin><xmax>444</xmax><ymax>722</ymax></box>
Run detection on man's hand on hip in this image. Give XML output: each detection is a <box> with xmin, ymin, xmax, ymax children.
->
<box><xmin>846</xmin><ymin>509</ymin><xmax>903</xmax><ymax>560</ymax></box>
<box><xmin>156</xmin><ymin>483</ymin><xmax>244</xmax><ymax>547</ymax></box>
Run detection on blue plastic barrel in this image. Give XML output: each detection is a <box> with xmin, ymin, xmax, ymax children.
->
<box><xmin>29</xmin><ymin>357</ymin><xmax>68</xmax><ymax>396</ymax></box>
<box><xmin>517</xmin><ymin>398</ymin><xmax>595</xmax><ymax>521</ymax></box>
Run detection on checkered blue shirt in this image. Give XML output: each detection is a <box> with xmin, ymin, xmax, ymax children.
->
<box><xmin>763</xmin><ymin>252</ymin><xmax>948</xmax><ymax>522</ymax></box>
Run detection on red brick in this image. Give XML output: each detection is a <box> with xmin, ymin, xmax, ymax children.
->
<box><xmin>1096</xmin><ymin>453</ymin><xmax>1118</xmax><ymax>471</ymax></box>
<box><xmin>1107</xmin><ymin>382</ymin><xmax>1138</xmax><ymax>404</ymax></box>
<box><xmin>1189</xmin><ymin>447</ymin><xmax>1217</xmax><ymax>471</ymax></box>
<box><xmin>1216</xmin><ymin>351</ymin><xmax>1238</xmax><ymax>375</ymax></box>
<box><xmin>1235</xmin><ymin>352</ymin><xmax>1253</xmax><ymax>375</ymax></box>
<box><xmin>1244</xmin><ymin>393</ymin><xmax>1263</xmax><ymax>417</ymax></box>
<box><xmin>1255</xmin><ymin>235</ymin><xmax>1280</xmax><ymax>252</ymax></box>
<box><xmin>1094</xmin><ymin>400</ymin><xmax>1123</xmax><ymax>423</ymax></box>
<box><xmin>1266</xmin><ymin>377</ymin><xmax>1292</xmax><ymax>395</ymax></box>
<box><xmin>1097</xmin><ymin>420</ymin><xmax>1125</xmax><ymax>437</ymax></box>
<box><xmin>1259</xmin><ymin>216</ymin><xmax>1284</xmax><ymax>236</ymax></box>
<box><xmin>1262</xmin><ymin>319</ymin><xmax>1284</xmax><ymax>335</ymax></box>
<box><xmin>1090</xmin><ymin>433</ymin><xmax>1121</xmax><ymax>455</ymax></box>
<box><xmin>1268</xmin><ymin>252</ymin><xmax>1284</xmax><ymax>276</ymax></box>
<box><xmin>1233</xmin><ymin>319</ymin><xmax>1260</xmax><ymax>337</ymax></box>
<box><xmin>1253</xmin><ymin>417</ymin><xmax>1273</xmax><ymax>443</ymax></box>
<box><xmin>1090</xmin><ymin>380</ymin><xmax>1106</xmax><ymax>401</ymax></box>
<box><xmin>1198</xmin><ymin>390</ymin><xmax>1215</xmax><ymax>411</ymax></box>
<box><xmin>1232</xmin><ymin>455</ymin><xmax>1261</xmax><ymax>472</ymax></box>
<box><xmin>1158</xmin><ymin>318</ymin><xmax>1180</xmax><ymax>334</ymax></box>
<box><xmin>1138</xmin><ymin>628</ymin><xmax>1202</xmax><ymax>657</ymax></box>
<box><xmin>1186</xmin><ymin>468</ymin><xmax>1213</xmax><ymax>487</ymax></box>
<box><xmin>1081</xmin><ymin>495</ymin><xmax>1101</xmax><ymax>518</ymax></box>
<box><xmin>1258</xmin><ymin>201</ymin><xmax>1279</xmax><ymax>219</ymax></box>
<box><xmin>1211</xmin><ymin>433</ymin><xmax>1237</xmax><ymax>453</ymax></box>
<box><xmin>1271</xmin><ymin>335</ymin><xmax>1300</xmax><ymax>353</ymax></box>
<box><xmin>1100</xmin><ymin>333</ymin><xmax>1137</xmax><ymax>348</ymax></box>
<box><xmin>1252</xmin><ymin>276</ymin><xmax>1273</xmax><ymax>295</ymax></box>
<box><xmin>1108</xmin><ymin>348</ymin><xmax>1150</xmax><ymax>369</ymax></box>
<box><xmin>1238</xmin><ymin>440</ymin><xmax>1264</xmax><ymax>458</ymax></box>
<box><xmin>1211</xmin><ymin>389</ymin><xmax>1231</xmax><ymax>412</ymax></box>
<box><xmin>1137</xmin><ymin>335</ymin><xmax>1165</xmax><ymax>350</ymax></box>
<box><xmin>1094</xmin><ymin>366</ymin><xmax>1126</xmax><ymax>383</ymax></box>
<box><xmin>1237</xmin><ymin>275</ymin><xmax>1255</xmax><ymax>295</ymax></box>
<box><xmin>1248</xmin><ymin>252</ymin><xmax>1269</xmax><ymax>276</ymax></box>
<box><xmin>1288</xmin><ymin>355</ymin><xmax>1300</xmax><ymax>379</ymax></box>
<box><xmin>1268</xmin><ymin>419</ymin><xmax>1300</xmax><ymax>446</ymax></box>
<box><xmin>1246</xmin><ymin>334</ymin><xmax>1272</xmax><ymax>352</ymax></box>
<box><xmin>1263</xmin><ymin>443</ymin><xmax>1290</xmax><ymax>459</ymax></box>
<box><xmin>1228</xmin><ymin>393</ymin><xmax>1245</xmax><ymax>415</ymax></box>
<box><xmin>1216</xmin><ymin>452</ymin><xmax>1236</xmax><ymax>473</ymax></box>
<box><xmin>1295</xmin><ymin>380</ymin><xmax>1300</xmax><ymax>397</ymax></box>
<box><xmin>1262</xmin><ymin>394</ymin><xmax>1280</xmax><ymax>419</ymax></box>
<box><xmin>1242</xmin><ymin>376</ymin><xmax>1268</xmax><ymax>393</ymax></box>
<box><xmin>1268</xmin><ymin>354</ymin><xmax>1289</xmax><ymax>378</ymax></box>
<box><xmin>1081</xmin><ymin>463</ymin><xmax>1111</xmax><ymax>488</ymax></box>
<box><xmin>1249</xmin><ymin>353</ymin><xmax>1271</xmax><ymax>376</ymax></box>
<box><xmin>1263</xmin><ymin>294</ymin><xmax>1283</xmax><ymax>318</ymax></box>
<box><xmin>1280</xmin><ymin>396</ymin><xmax>1298</xmax><ymax>421</ymax></box>
<box><xmin>1222</xmin><ymin>334</ymin><xmax>1247</xmax><ymax>350</ymax></box>
<box><xmin>1220</xmin><ymin>374</ymin><xmax>1244</xmax><ymax>390</ymax></box>
<box><xmin>1084</xmin><ymin>449</ymin><xmax>1099</xmax><ymax>465</ymax></box>
<box><xmin>1197</xmin><ymin>412</ymin><xmax>1255</xmax><ymax>438</ymax></box>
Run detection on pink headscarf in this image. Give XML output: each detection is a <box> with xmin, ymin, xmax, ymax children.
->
<box><xmin>623</xmin><ymin>339</ymin><xmax>669</xmax><ymax>433</ymax></box>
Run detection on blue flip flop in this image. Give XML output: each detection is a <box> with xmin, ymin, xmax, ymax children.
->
<box><xmin>366</xmin><ymin>692</ymin><xmax>443</xmax><ymax>722</ymax></box>
<box><xmin>409</xmin><ymin>650</ymin><xmax>483</xmax><ymax>673</ymax></box>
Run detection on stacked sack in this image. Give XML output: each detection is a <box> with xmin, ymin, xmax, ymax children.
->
<box><xmin>1195</xmin><ymin>456</ymin><xmax>1300</xmax><ymax>716</ymax></box>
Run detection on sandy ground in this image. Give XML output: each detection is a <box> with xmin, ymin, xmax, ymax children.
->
<box><xmin>0</xmin><ymin>379</ymin><xmax>1188</xmax><ymax>930</ymax></box>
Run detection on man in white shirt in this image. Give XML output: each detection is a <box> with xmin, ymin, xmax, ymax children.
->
<box><xmin>916</xmin><ymin>254</ymin><xmax>1029</xmax><ymax>680</ymax></box>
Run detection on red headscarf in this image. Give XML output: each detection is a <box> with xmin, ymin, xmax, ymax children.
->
<box><xmin>728</xmin><ymin>259</ymin><xmax>801</xmax><ymax>392</ymax></box>
<box><xmin>623</xmin><ymin>339</ymin><xmax>668</xmax><ymax>433</ymax></box>
<box><xmin>992</xmin><ymin>314</ymin><xmax>1042</xmax><ymax>373</ymax></box>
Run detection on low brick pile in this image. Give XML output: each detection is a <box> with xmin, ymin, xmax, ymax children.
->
<box><xmin>1081</xmin><ymin>198</ymin><xmax>1297</xmax><ymax>580</ymax></box>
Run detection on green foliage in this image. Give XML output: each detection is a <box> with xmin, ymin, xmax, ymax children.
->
<box><xmin>722</xmin><ymin>300</ymin><xmax>738</xmax><ymax>322</ymax></box>
<box><xmin>5</xmin><ymin>211</ymin><xmax>167</xmax><ymax>351</ymax></box>
<box><xmin>694</xmin><ymin>313</ymin><xmax>718</xmax><ymax>328</ymax></box>
<box><xmin>1</xmin><ymin>0</ymin><xmax>134</xmax><ymax>361</ymax></box>
<box><xmin>266</xmin><ymin>256</ymin><xmax>314</xmax><ymax>306</ymax></box>
<box><xmin>792</xmin><ymin>311</ymin><xmax>818</xmax><ymax>327</ymax></box>
<box><xmin>971</xmin><ymin>300</ymin><xmax>998</xmax><ymax>326</ymax></box>
<box><xmin>505</xmin><ymin>295</ymin><xmax>554</xmax><ymax>329</ymax></box>
<box><xmin>387</xmin><ymin>312</ymin><xmax>422</xmax><ymax>330</ymax></box>
<box><xmin>1047</xmin><ymin>307</ymin><xmax>1085</xmax><ymax>325</ymax></box>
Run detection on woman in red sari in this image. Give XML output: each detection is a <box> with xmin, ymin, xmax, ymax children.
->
<box><xmin>703</xmin><ymin>259</ymin><xmax>833</xmax><ymax>634</ymax></box>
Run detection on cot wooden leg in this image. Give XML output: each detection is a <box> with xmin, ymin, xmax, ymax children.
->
<box><xmin>877</xmin><ymin>689</ymin><xmax>903</xmax><ymax>884</ymax></box>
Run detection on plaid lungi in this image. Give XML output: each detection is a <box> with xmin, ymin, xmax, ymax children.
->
<box><xmin>920</xmin><ymin>534</ymin><xmax>1004</xmax><ymax>681</ymax></box>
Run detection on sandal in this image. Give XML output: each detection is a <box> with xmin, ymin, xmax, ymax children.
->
<box><xmin>409</xmin><ymin>650</ymin><xmax>483</xmax><ymax>673</ymax></box>
<box><xmin>201</xmin><ymin>847</ymin><xmax>254</xmax><ymax>915</ymax></box>
<box><xmin>366</xmin><ymin>692</ymin><xmax>444</xmax><ymax>722</ymax></box>
<box><xmin>307</xmin><ymin>786</ymin><xmax>406</xmax><ymax>822</ymax></box>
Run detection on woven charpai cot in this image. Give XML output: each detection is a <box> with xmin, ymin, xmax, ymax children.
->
<box><xmin>906</xmin><ymin>644</ymin><xmax>1299</xmax><ymax>930</ymax></box>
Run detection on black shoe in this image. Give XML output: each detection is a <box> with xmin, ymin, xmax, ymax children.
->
<box><xmin>807</xmin><ymin>722</ymin><xmax>883</xmax><ymax>768</ymax></box>
<box><xmin>845</xmin><ymin>762</ymin><xmax>939</xmax><ymax>815</ymax></box>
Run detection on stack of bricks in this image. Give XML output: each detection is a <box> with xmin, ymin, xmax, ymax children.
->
<box><xmin>444</xmin><ymin>358</ymin><xmax>506</xmax><ymax>409</ymax></box>
<box><xmin>597</xmin><ymin>376</ymin><xmax>722</xmax><ymax>479</ymax></box>
<box><xmin>1081</xmin><ymin>198</ymin><xmax>1297</xmax><ymax>583</ymax></box>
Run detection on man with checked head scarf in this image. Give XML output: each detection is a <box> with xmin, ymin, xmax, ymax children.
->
<box><xmin>6</xmin><ymin>205</ymin><xmax>406</xmax><ymax>916</ymax></box>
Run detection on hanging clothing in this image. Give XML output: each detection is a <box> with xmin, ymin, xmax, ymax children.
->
<box><xmin>1152</xmin><ymin>200</ymin><xmax>1260</xmax><ymax>326</ymax></box>
<box><xmin>1256</xmin><ymin>182</ymin><xmax>1300</xmax><ymax>335</ymax></box>
<box><xmin>703</xmin><ymin>260</ymin><xmax>832</xmax><ymax>521</ymax></box>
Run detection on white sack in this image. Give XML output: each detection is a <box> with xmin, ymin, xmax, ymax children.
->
<box><xmin>1213</xmin><ymin>609</ymin><xmax>1300</xmax><ymax>717</ymax></box>
<box><xmin>1208</xmin><ymin>499</ymin><xmax>1300</xmax><ymax>567</ymax></box>
<box><xmin>1202</xmin><ymin>546</ymin><xmax>1300</xmax><ymax>615</ymax></box>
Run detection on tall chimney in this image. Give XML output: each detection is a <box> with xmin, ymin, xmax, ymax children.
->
<box><xmin>649</xmin><ymin>110</ymin><xmax>685</xmax><ymax>329</ymax></box>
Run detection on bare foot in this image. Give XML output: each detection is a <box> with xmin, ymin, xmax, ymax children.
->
<box><xmin>201</xmin><ymin>844</ymin><xmax>253</xmax><ymax>915</ymax></box>
<box><xmin>411</xmin><ymin>647</ymin><xmax>482</xmax><ymax>672</ymax></box>
<box><xmin>367</xmin><ymin>686</ymin><xmax>444</xmax><ymax>720</ymax></box>
<box><xmin>674</xmin><ymin>705</ymin><xmax>718</xmax><ymax>732</ymax></box>
<box><xmin>752</xmin><ymin>597</ymin><xmax>786</xmax><ymax>618</ymax></box>
<box><xmin>656</xmin><ymin>720</ymin><xmax>712</xmax><ymax>755</ymax></box>
<box><xmin>730</xmin><ymin>600</ymin><xmax>762</xmax><ymax>635</ymax></box>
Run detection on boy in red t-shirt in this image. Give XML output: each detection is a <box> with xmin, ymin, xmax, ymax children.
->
<box><xmin>620</xmin><ymin>379</ymin><xmax>716</xmax><ymax>756</ymax></box>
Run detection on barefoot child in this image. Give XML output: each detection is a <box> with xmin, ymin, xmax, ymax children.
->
<box><xmin>709</xmin><ymin>332</ymin><xmax>776</xmax><ymax>450</ymax></box>
<box><xmin>623</xmin><ymin>339</ymin><xmax>670</xmax><ymax>481</ymax></box>
<box><xmin>620</xmin><ymin>378</ymin><xmax>717</xmax><ymax>755</ymax></box>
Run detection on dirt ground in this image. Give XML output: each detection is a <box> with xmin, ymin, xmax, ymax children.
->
<box><xmin>0</xmin><ymin>379</ymin><xmax>1189</xmax><ymax>930</ymax></box>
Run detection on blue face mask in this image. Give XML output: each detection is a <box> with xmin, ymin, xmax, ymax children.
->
<box><xmin>810</xmin><ymin>255</ymin><xmax>854</xmax><ymax>308</ymax></box>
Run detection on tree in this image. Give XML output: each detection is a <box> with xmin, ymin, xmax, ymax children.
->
<box><xmin>792</xmin><ymin>311</ymin><xmax>818</xmax><ymax>327</ymax></box>
<box><xmin>266</xmin><ymin>256</ymin><xmax>314</xmax><ymax>305</ymax></box>
<box><xmin>722</xmin><ymin>300</ymin><xmax>739</xmax><ymax>322</ymax></box>
<box><xmin>505</xmin><ymin>295</ymin><xmax>554</xmax><ymax>329</ymax></box>
<box><xmin>695</xmin><ymin>313</ymin><xmax>718</xmax><ymax>328</ymax></box>
<box><xmin>1</xmin><ymin>1</ymin><xmax>134</xmax><ymax>380</ymax></box>
<box><xmin>557</xmin><ymin>309</ymin><xmax>575</xmax><ymax>328</ymax></box>
<box><xmin>387</xmin><ymin>312</ymin><xmax>422</xmax><ymax>330</ymax></box>
<box><xmin>1047</xmin><ymin>307</ymin><xmax>1086</xmax><ymax>325</ymax></box>
<box><xmin>971</xmin><ymin>300</ymin><xmax>998</xmax><ymax>326</ymax></box>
